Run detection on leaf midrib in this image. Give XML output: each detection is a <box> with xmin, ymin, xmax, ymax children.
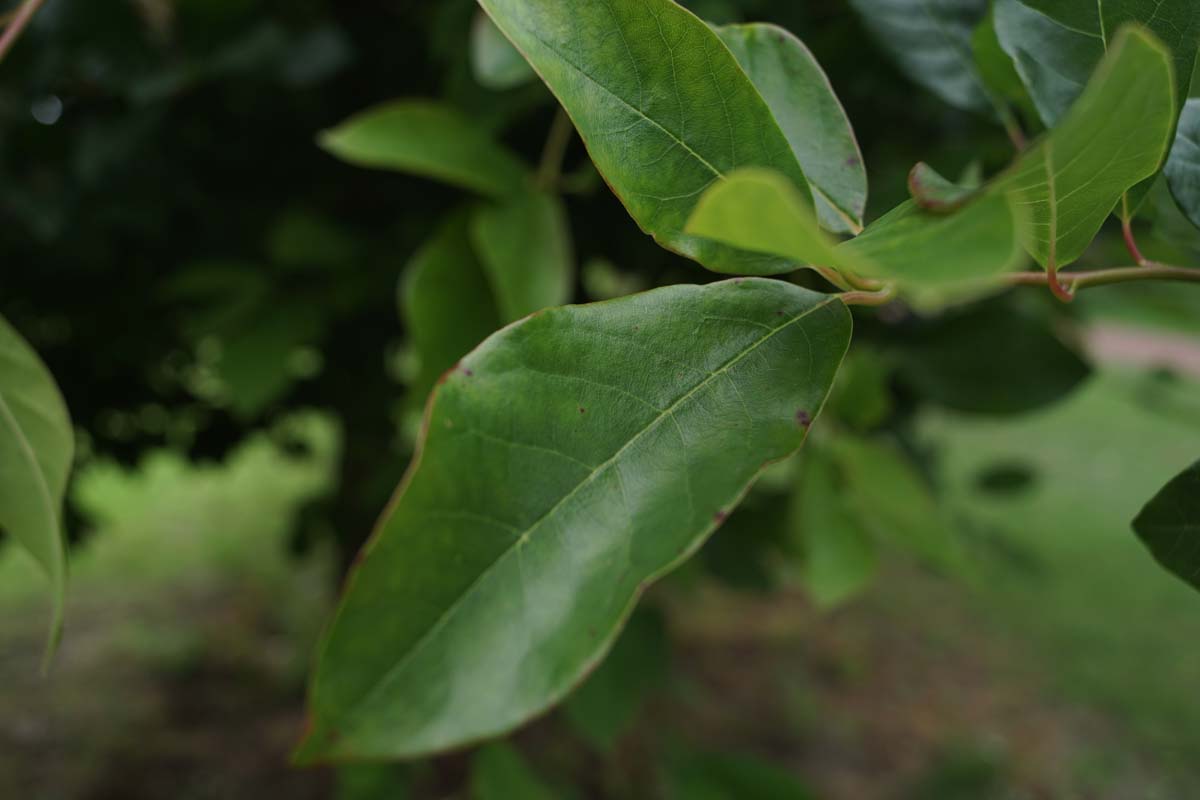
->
<box><xmin>329</xmin><ymin>296</ymin><xmax>839</xmax><ymax>732</ymax></box>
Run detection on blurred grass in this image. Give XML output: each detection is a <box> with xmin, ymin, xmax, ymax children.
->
<box><xmin>921</xmin><ymin>368</ymin><xmax>1200</xmax><ymax>772</ymax></box>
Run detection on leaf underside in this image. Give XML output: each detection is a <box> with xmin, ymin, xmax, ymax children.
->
<box><xmin>1133</xmin><ymin>461</ymin><xmax>1200</xmax><ymax>593</ymax></box>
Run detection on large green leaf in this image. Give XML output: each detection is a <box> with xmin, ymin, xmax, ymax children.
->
<box><xmin>0</xmin><ymin>315</ymin><xmax>73</xmax><ymax>656</ymax></box>
<box><xmin>1132</xmin><ymin>461</ymin><xmax>1200</xmax><ymax>592</ymax></box>
<box><xmin>1165</xmin><ymin>98</ymin><xmax>1200</xmax><ymax>230</ymax></box>
<box><xmin>297</xmin><ymin>279</ymin><xmax>851</xmax><ymax>760</ymax></box>
<box><xmin>477</xmin><ymin>0</ymin><xmax>811</xmax><ymax>275</ymax></box>
<box><xmin>318</xmin><ymin>100</ymin><xmax>529</xmax><ymax>197</ymax></box>
<box><xmin>686</xmin><ymin>168</ymin><xmax>1023</xmax><ymax>288</ymax></box>
<box><xmin>471</xmin><ymin>189</ymin><xmax>574</xmax><ymax>322</ymax></box>
<box><xmin>992</xmin><ymin>25</ymin><xmax>1176</xmax><ymax>268</ymax></box>
<box><xmin>402</xmin><ymin>215</ymin><xmax>503</xmax><ymax>405</ymax></box>
<box><xmin>847</xmin><ymin>0</ymin><xmax>991</xmax><ymax>112</ymax></box>
<box><xmin>716</xmin><ymin>23</ymin><xmax>866</xmax><ymax>234</ymax></box>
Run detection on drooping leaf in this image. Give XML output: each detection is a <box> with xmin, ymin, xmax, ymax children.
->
<box><xmin>1165</xmin><ymin>99</ymin><xmax>1200</xmax><ymax>230</ymax></box>
<box><xmin>0</xmin><ymin>315</ymin><xmax>74</xmax><ymax>658</ymax></box>
<box><xmin>847</xmin><ymin>0</ymin><xmax>992</xmax><ymax>112</ymax></box>
<box><xmin>1132</xmin><ymin>460</ymin><xmax>1200</xmax><ymax>593</ymax></box>
<box><xmin>470</xmin><ymin>743</ymin><xmax>555</xmax><ymax>800</ymax></box>
<box><xmin>469</xmin><ymin>11</ymin><xmax>536</xmax><ymax>91</ymax></box>
<box><xmin>665</xmin><ymin>748</ymin><xmax>816</xmax><ymax>800</ymax></box>
<box><xmin>470</xmin><ymin>189</ymin><xmax>574</xmax><ymax>322</ymax></box>
<box><xmin>297</xmin><ymin>279</ymin><xmax>851</xmax><ymax>760</ymax></box>
<box><xmin>791</xmin><ymin>448</ymin><xmax>877</xmax><ymax>609</ymax></box>
<box><xmin>827</xmin><ymin>434</ymin><xmax>961</xmax><ymax>570</ymax></box>
<box><xmin>687</xmin><ymin>169</ymin><xmax>1023</xmax><ymax>289</ymax></box>
<box><xmin>891</xmin><ymin>296</ymin><xmax>1091</xmax><ymax>414</ymax></box>
<box><xmin>716</xmin><ymin>23</ymin><xmax>867</xmax><ymax>233</ymax></box>
<box><xmin>992</xmin><ymin>25</ymin><xmax>1176</xmax><ymax>268</ymax></box>
<box><xmin>402</xmin><ymin>214</ymin><xmax>503</xmax><ymax>405</ymax></box>
<box><xmin>477</xmin><ymin>0</ymin><xmax>811</xmax><ymax>275</ymax></box>
<box><xmin>563</xmin><ymin>607</ymin><xmax>668</xmax><ymax>752</ymax></box>
<box><xmin>318</xmin><ymin>100</ymin><xmax>529</xmax><ymax>197</ymax></box>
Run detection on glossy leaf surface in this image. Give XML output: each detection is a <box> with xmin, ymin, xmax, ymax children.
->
<box><xmin>992</xmin><ymin>26</ymin><xmax>1175</xmax><ymax>268</ymax></box>
<box><xmin>319</xmin><ymin>100</ymin><xmax>529</xmax><ymax>197</ymax></box>
<box><xmin>471</xmin><ymin>189</ymin><xmax>574</xmax><ymax>322</ymax></box>
<box><xmin>716</xmin><ymin>23</ymin><xmax>866</xmax><ymax>233</ymax></box>
<box><xmin>1165</xmin><ymin>99</ymin><xmax>1200</xmax><ymax>230</ymax></box>
<box><xmin>1132</xmin><ymin>461</ymin><xmax>1200</xmax><ymax>593</ymax></box>
<box><xmin>478</xmin><ymin>0</ymin><xmax>811</xmax><ymax>275</ymax></box>
<box><xmin>298</xmin><ymin>279</ymin><xmax>851</xmax><ymax>760</ymax></box>
<box><xmin>847</xmin><ymin>0</ymin><xmax>991</xmax><ymax>112</ymax></box>
<box><xmin>0</xmin><ymin>315</ymin><xmax>73</xmax><ymax>655</ymax></box>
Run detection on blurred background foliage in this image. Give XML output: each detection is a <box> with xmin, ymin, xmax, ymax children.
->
<box><xmin>2</xmin><ymin>0</ymin><xmax>1200</xmax><ymax>798</ymax></box>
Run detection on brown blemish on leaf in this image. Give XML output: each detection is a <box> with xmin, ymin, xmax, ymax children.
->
<box><xmin>846</xmin><ymin>156</ymin><xmax>861</xmax><ymax>167</ymax></box>
<box><xmin>796</xmin><ymin>409</ymin><xmax>812</xmax><ymax>427</ymax></box>
<box><xmin>713</xmin><ymin>510</ymin><xmax>728</xmax><ymax>524</ymax></box>
<box><xmin>578</xmin><ymin>407</ymin><xmax>586</xmax><ymax>414</ymax></box>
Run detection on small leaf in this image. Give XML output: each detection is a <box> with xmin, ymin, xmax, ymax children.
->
<box><xmin>470</xmin><ymin>189</ymin><xmax>574</xmax><ymax>322</ymax></box>
<box><xmin>477</xmin><ymin>0</ymin><xmax>811</xmax><ymax>275</ymax></box>
<box><xmin>907</xmin><ymin>162</ymin><xmax>980</xmax><ymax>212</ymax></box>
<box><xmin>402</xmin><ymin>214</ymin><xmax>503</xmax><ymax>405</ymax></box>
<box><xmin>1132</xmin><ymin>460</ymin><xmax>1200</xmax><ymax>593</ymax></box>
<box><xmin>0</xmin><ymin>314</ymin><xmax>74</xmax><ymax>660</ymax></box>
<box><xmin>791</xmin><ymin>448</ymin><xmax>877</xmax><ymax>609</ymax></box>
<box><xmin>318</xmin><ymin>100</ymin><xmax>529</xmax><ymax>197</ymax></box>
<box><xmin>563</xmin><ymin>607</ymin><xmax>668</xmax><ymax>752</ymax></box>
<box><xmin>993</xmin><ymin>25</ymin><xmax>1176</xmax><ymax>268</ymax></box>
<box><xmin>297</xmin><ymin>279</ymin><xmax>851</xmax><ymax>760</ymax></box>
<box><xmin>716</xmin><ymin>23</ymin><xmax>867</xmax><ymax>233</ymax></box>
<box><xmin>469</xmin><ymin>11</ymin><xmax>536</xmax><ymax>91</ymax></box>
<box><xmin>470</xmin><ymin>743</ymin><xmax>555</xmax><ymax>800</ymax></box>
<box><xmin>847</xmin><ymin>0</ymin><xmax>992</xmax><ymax>112</ymax></box>
<box><xmin>1165</xmin><ymin>99</ymin><xmax>1200</xmax><ymax>231</ymax></box>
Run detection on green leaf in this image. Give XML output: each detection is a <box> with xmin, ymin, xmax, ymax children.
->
<box><xmin>684</xmin><ymin>169</ymin><xmax>851</xmax><ymax>273</ymax></box>
<box><xmin>994</xmin><ymin>1</ymin><xmax>1198</xmax><ymax>210</ymax></box>
<box><xmin>1165</xmin><ymin>99</ymin><xmax>1200</xmax><ymax>230</ymax></box>
<box><xmin>470</xmin><ymin>11</ymin><xmax>536</xmax><ymax>91</ymax></box>
<box><xmin>847</xmin><ymin>0</ymin><xmax>992</xmax><ymax>112</ymax></box>
<box><xmin>470</xmin><ymin>743</ymin><xmax>555</xmax><ymax>800</ymax></box>
<box><xmin>297</xmin><ymin>279</ymin><xmax>851</xmax><ymax>760</ymax></box>
<box><xmin>715</xmin><ymin>23</ymin><xmax>867</xmax><ymax>233</ymax></box>
<box><xmin>792</xmin><ymin>448</ymin><xmax>877</xmax><ymax>609</ymax></box>
<box><xmin>1132</xmin><ymin>460</ymin><xmax>1200</xmax><ymax>593</ymax></box>
<box><xmin>402</xmin><ymin>214</ymin><xmax>503</xmax><ymax>405</ymax></box>
<box><xmin>995</xmin><ymin>0</ymin><xmax>1199</xmax><ymax>127</ymax></box>
<box><xmin>837</xmin><ymin>194</ymin><xmax>1025</xmax><ymax>286</ymax></box>
<box><xmin>825</xmin><ymin>348</ymin><xmax>893</xmax><ymax>431</ymax></box>
<box><xmin>665</xmin><ymin>748</ymin><xmax>816</xmax><ymax>800</ymax></box>
<box><xmin>828</xmin><ymin>434</ymin><xmax>961</xmax><ymax>570</ymax></box>
<box><xmin>907</xmin><ymin>161</ymin><xmax>980</xmax><ymax>212</ymax></box>
<box><xmin>687</xmin><ymin>169</ymin><xmax>1023</xmax><ymax>289</ymax></box>
<box><xmin>477</xmin><ymin>0</ymin><xmax>811</xmax><ymax>275</ymax></box>
<box><xmin>971</xmin><ymin>9</ymin><xmax>1037</xmax><ymax>121</ymax></box>
<box><xmin>992</xmin><ymin>25</ymin><xmax>1176</xmax><ymax>268</ymax></box>
<box><xmin>891</xmin><ymin>297</ymin><xmax>1091</xmax><ymax>415</ymax></box>
<box><xmin>318</xmin><ymin>100</ymin><xmax>529</xmax><ymax>197</ymax></box>
<box><xmin>471</xmin><ymin>189</ymin><xmax>575</xmax><ymax>322</ymax></box>
<box><xmin>563</xmin><ymin>607</ymin><xmax>668</xmax><ymax>752</ymax></box>
<box><xmin>0</xmin><ymin>315</ymin><xmax>74</xmax><ymax>659</ymax></box>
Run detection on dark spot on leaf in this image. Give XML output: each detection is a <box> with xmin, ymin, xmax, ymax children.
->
<box><xmin>776</xmin><ymin>310</ymin><xmax>786</xmax><ymax>316</ymax></box>
<box><xmin>632</xmin><ymin>325</ymin><xmax>641</xmax><ymax>332</ymax></box>
<box><xmin>846</xmin><ymin>156</ymin><xmax>861</xmax><ymax>167</ymax></box>
<box><xmin>587</xmin><ymin>626</ymin><xmax>597</xmax><ymax>640</ymax></box>
<box><xmin>713</xmin><ymin>510</ymin><xmax>728</xmax><ymax>523</ymax></box>
<box><xmin>975</xmin><ymin>461</ymin><xmax>1038</xmax><ymax>496</ymax></box>
<box><xmin>462</xmin><ymin>367</ymin><xmax>473</xmax><ymax>377</ymax></box>
<box><xmin>796</xmin><ymin>409</ymin><xmax>812</xmax><ymax>427</ymax></box>
<box><xmin>578</xmin><ymin>407</ymin><xmax>586</xmax><ymax>414</ymax></box>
